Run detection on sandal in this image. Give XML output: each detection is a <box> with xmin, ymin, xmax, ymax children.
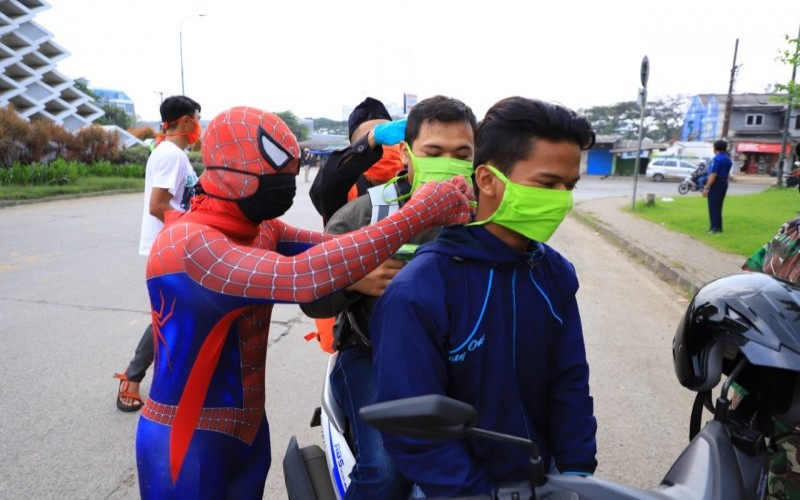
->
<box><xmin>114</xmin><ymin>373</ymin><xmax>143</xmax><ymax>412</ymax></box>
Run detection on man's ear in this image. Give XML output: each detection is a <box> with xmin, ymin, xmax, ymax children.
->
<box><xmin>473</xmin><ymin>164</ymin><xmax>497</xmax><ymax>197</ymax></box>
<box><xmin>399</xmin><ymin>141</ymin><xmax>410</xmax><ymax>168</ymax></box>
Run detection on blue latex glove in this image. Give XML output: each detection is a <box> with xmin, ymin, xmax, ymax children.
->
<box><xmin>372</xmin><ymin>118</ymin><xmax>407</xmax><ymax>146</ymax></box>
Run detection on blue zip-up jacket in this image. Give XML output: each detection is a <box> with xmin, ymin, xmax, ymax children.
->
<box><xmin>371</xmin><ymin>225</ymin><xmax>597</xmax><ymax>496</ymax></box>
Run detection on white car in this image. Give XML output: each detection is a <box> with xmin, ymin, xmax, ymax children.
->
<box><xmin>645</xmin><ymin>158</ymin><xmax>700</xmax><ymax>182</ymax></box>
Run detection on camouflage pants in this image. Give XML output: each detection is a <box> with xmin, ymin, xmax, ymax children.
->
<box><xmin>767</xmin><ymin>430</ymin><xmax>800</xmax><ymax>499</ymax></box>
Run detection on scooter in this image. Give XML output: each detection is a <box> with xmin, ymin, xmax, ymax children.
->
<box><xmin>678</xmin><ymin>171</ymin><xmax>704</xmax><ymax>195</ymax></box>
<box><xmin>284</xmin><ymin>244</ymin><xmax>420</xmax><ymax>500</ymax></box>
<box><xmin>286</xmin><ymin>272</ymin><xmax>800</xmax><ymax>499</ymax></box>
<box><xmin>283</xmin><ymin>352</ymin><xmax>353</xmax><ymax>500</ymax></box>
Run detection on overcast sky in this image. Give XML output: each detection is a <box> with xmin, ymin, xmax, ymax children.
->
<box><xmin>39</xmin><ymin>0</ymin><xmax>799</xmax><ymax>124</ymax></box>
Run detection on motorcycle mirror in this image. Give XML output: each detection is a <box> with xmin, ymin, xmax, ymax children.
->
<box><xmin>360</xmin><ymin>394</ymin><xmax>477</xmax><ymax>441</ymax></box>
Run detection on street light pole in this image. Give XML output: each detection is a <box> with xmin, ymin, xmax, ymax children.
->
<box><xmin>179</xmin><ymin>14</ymin><xmax>206</xmax><ymax>96</ymax></box>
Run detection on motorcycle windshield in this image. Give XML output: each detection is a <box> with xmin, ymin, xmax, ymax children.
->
<box><xmin>692</xmin><ymin>273</ymin><xmax>800</xmax><ymax>371</ymax></box>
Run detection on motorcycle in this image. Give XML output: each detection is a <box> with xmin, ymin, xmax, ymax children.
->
<box><xmin>284</xmin><ymin>352</ymin><xmax>353</xmax><ymax>500</ymax></box>
<box><xmin>284</xmin><ymin>244</ymin><xmax>420</xmax><ymax>500</ymax></box>
<box><xmin>678</xmin><ymin>170</ymin><xmax>705</xmax><ymax>195</ymax></box>
<box><xmin>286</xmin><ymin>272</ymin><xmax>800</xmax><ymax>499</ymax></box>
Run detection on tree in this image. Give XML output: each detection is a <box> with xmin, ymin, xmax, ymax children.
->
<box><xmin>96</xmin><ymin>103</ymin><xmax>134</xmax><ymax>129</ymax></box>
<box><xmin>312</xmin><ymin>117</ymin><xmax>347</xmax><ymax>136</ymax></box>
<box><xmin>579</xmin><ymin>95</ymin><xmax>688</xmax><ymax>143</ymax></box>
<box><xmin>73</xmin><ymin>77</ymin><xmax>96</xmax><ymax>100</ymax></box>
<box><xmin>579</xmin><ymin>101</ymin><xmax>640</xmax><ymax>140</ymax></box>
<box><xmin>276</xmin><ymin>110</ymin><xmax>310</xmax><ymax>141</ymax></box>
<box><xmin>772</xmin><ymin>32</ymin><xmax>800</xmax><ymax>106</ymax></box>
<box><xmin>647</xmin><ymin>96</ymin><xmax>688</xmax><ymax>143</ymax></box>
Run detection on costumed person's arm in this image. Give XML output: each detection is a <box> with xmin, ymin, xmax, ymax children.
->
<box><xmin>309</xmin><ymin>134</ymin><xmax>382</xmax><ymax>222</ymax></box>
<box><xmin>181</xmin><ymin>178</ymin><xmax>473</xmax><ymax>303</ymax></box>
<box><xmin>371</xmin><ymin>279</ymin><xmax>493</xmax><ymax>496</ymax></box>
<box><xmin>544</xmin><ymin>263</ymin><xmax>598</xmax><ymax>476</ymax></box>
<box><xmin>261</xmin><ymin>218</ymin><xmax>332</xmax><ymax>247</ymax></box>
<box><xmin>300</xmin><ymin>196</ymin><xmax>372</xmax><ymax>318</ymax></box>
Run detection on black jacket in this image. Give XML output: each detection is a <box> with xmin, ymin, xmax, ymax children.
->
<box><xmin>309</xmin><ymin>134</ymin><xmax>383</xmax><ymax>223</ymax></box>
<box><xmin>300</xmin><ymin>176</ymin><xmax>438</xmax><ymax>347</ymax></box>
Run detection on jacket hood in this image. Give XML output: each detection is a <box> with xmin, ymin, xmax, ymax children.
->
<box><xmin>418</xmin><ymin>225</ymin><xmax>547</xmax><ymax>270</ymax></box>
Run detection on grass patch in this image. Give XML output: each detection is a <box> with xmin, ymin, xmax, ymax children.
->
<box><xmin>0</xmin><ymin>177</ymin><xmax>144</xmax><ymax>201</ymax></box>
<box><xmin>629</xmin><ymin>187</ymin><xmax>799</xmax><ymax>257</ymax></box>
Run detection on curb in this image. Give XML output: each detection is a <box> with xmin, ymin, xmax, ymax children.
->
<box><xmin>0</xmin><ymin>188</ymin><xmax>141</xmax><ymax>209</ymax></box>
<box><xmin>571</xmin><ymin>208</ymin><xmax>702</xmax><ymax>297</ymax></box>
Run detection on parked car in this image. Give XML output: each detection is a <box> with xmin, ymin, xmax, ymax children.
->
<box><xmin>645</xmin><ymin>158</ymin><xmax>699</xmax><ymax>182</ymax></box>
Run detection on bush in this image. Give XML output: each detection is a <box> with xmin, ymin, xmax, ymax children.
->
<box><xmin>188</xmin><ymin>150</ymin><xmax>204</xmax><ymax>175</ymax></box>
<box><xmin>120</xmin><ymin>145</ymin><xmax>151</xmax><ymax>166</ymax></box>
<box><xmin>128</xmin><ymin>126</ymin><xmax>157</xmax><ymax>140</ymax></box>
<box><xmin>25</xmin><ymin>119</ymin><xmax>75</xmax><ymax>164</ymax></box>
<box><xmin>71</xmin><ymin>125</ymin><xmax>121</xmax><ymax>164</ymax></box>
<box><xmin>0</xmin><ymin>106</ymin><xmax>31</xmax><ymax>166</ymax></box>
<box><xmin>0</xmin><ymin>158</ymin><xmax>144</xmax><ymax>187</ymax></box>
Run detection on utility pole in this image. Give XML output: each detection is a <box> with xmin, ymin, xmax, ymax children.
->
<box><xmin>721</xmin><ymin>39</ymin><xmax>739</xmax><ymax>140</ymax></box>
<box><xmin>777</xmin><ymin>25</ymin><xmax>800</xmax><ymax>188</ymax></box>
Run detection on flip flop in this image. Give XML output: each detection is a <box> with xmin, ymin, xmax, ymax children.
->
<box><xmin>114</xmin><ymin>373</ymin><xmax>143</xmax><ymax>412</ymax></box>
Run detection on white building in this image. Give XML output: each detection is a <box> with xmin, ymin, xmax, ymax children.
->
<box><xmin>0</xmin><ymin>0</ymin><xmax>103</xmax><ymax>132</ymax></box>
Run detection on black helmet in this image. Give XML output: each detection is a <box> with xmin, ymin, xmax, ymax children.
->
<box><xmin>673</xmin><ymin>273</ymin><xmax>800</xmax><ymax>393</ymax></box>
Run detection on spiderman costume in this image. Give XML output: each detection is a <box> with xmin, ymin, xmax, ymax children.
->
<box><xmin>135</xmin><ymin>107</ymin><xmax>473</xmax><ymax>498</ymax></box>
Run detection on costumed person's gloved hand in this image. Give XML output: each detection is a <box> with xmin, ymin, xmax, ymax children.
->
<box><xmin>372</xmin><ymin>118</ymin><xmax>407</xmax><ymax>146</ymax></box>
<box><xmin>407</xmin><ymin>176</ymin><xmax>475</xmax><ymax>227</ymax></box>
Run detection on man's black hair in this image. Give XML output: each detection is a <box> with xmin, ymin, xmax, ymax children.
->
<box><xmin>713</xmin><ymin>139</ymin><xmax>728</xmax><ymax>152</ymax></box>
<box><xmin>160</xmin><ymin>95</ymin><xmax>201</xmax><ymax>128</ymax></box>
<box><xmin>348</xmin><ymin>97</ymin><xmax>391</xmax><ymax>141</ymax></box>
<box><xmin>473</xmin><ymin>97</ymin><xmax>595</xmax><ymax>177</ymax></box>
<box><xmin>404</xmin><ymin>95</ymin><xmax>477</xmax><ymax>146</ymax></box>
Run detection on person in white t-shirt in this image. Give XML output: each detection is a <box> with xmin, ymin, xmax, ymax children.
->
<box><xmin>114</xmin><ymin>95</ymin><xmax>202</xmax><ymax>412</ymax></box>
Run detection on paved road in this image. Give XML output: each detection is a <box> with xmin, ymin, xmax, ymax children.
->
<box><xmin>572</xmin><ymin>174</ymin><xmax>768</xmax><ymax>202</ymax></box>
<box><xmin>0</xmin><ymin>174</ymin><xmax>732</xmax><ymax>498</ymax></box>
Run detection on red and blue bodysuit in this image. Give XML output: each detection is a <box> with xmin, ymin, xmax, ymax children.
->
<box><xmin>134</xmin><ymin>107</ymin><xmax>472</xmax><ymax>499</ymax></box>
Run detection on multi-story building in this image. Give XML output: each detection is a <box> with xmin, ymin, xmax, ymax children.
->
<box><xmin>0</xmin><ymin>0</ymin><xmax>103</xmax><ymax>132</ymax></box>
<box><xmin>681</xmin><ymin>93</ymin><xmax>799</xmax><ymax>175</ymax></box>
<box><xmin>91</xmin><ymin>87</ymin><xmax>135</xmax><ymax>116</ymax></box>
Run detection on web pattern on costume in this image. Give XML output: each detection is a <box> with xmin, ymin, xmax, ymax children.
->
<box><xmin>149</xmin><ymin>210</ymin><xmax>436</xmax><ymax>302</ymax></box>
<box><xmin>201</xmin><ymin>107</ymin><xmax>300</xmax><ymax>199</ymax></box>
<box><xmin>142</xmin><ymin>180</ymin><xmax>467</xmax><ymax>444</ymax></box>
<box><xmin>142</xmin><ymin>304</ymin><xmax>275</xmax><ymax>444</ymax></box>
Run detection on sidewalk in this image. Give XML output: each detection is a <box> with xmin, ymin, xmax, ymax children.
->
<box><xmin>572</xmin><ymin>196</ymin><xmax>746</xmax><ymax>295</ymax></box>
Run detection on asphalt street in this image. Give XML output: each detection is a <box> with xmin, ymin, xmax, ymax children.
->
<box><xmin>0</xmin><ymin>172</ymin><xmax>761</xmax><ymax>498</ymax></box>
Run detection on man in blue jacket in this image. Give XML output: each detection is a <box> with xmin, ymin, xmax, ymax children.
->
<box><xmin>702</xmin><ymin>139</ymin><xmax>733</xmax><ymax>234</ymax></box>
<box><xmin>370</xmin><ymin>96</ymin><xmax>598</xmax><ymax>497</ymax></box>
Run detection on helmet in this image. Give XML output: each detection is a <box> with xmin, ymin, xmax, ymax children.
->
<box><xmin>673</xmin><ymin>272</ymin><xmax>800</xmax><ymax>393</ymax></box>
<box><xmin>200</xmin><ymin>106</ymin><xmax>299</xmax><ymax>199</ymax></box>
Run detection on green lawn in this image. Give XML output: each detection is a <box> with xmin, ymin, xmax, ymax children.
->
<box><xmin>630</xmin><ymin>187</ymin><xmax>800</xmax><ymax>257</ymax></box>
<box><xmin>0</xmin><ymin>177</ymin><xmax>144</xmax><ymax>201</ymax></box>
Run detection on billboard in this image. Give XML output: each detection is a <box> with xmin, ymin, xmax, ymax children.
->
<box><xmin>403</xmin><ymin>93</ymin><xmax>417</xmax><ymax>115</ymax></box>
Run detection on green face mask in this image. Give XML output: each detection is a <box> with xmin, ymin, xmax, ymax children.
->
<box><xmin>469</xmin><ymin>165</ymin><xmax>573</xmax><ymax>242</ymax></box>
<box><xmin>407</xmin><ymin>145</ymin><xmax>473</xmax><ymax>195</ymax></box>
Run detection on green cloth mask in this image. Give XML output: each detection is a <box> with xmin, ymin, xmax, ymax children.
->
<box><xmin>469</xmin><ymin>165</ymin><xmax>573</xmax><ymax>242</ymax></box>
<box><xmin>407</xmin><ymin>145</ymin><xmax>473</xmax><ymax>195</ymax></box>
